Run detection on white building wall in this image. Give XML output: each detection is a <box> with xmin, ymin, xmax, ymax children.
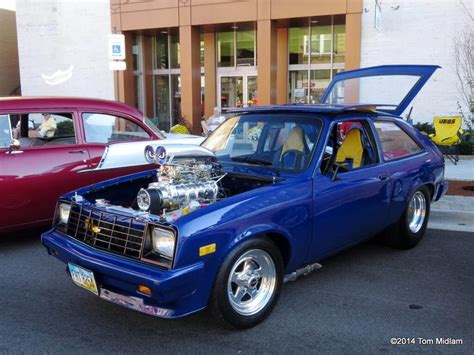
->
<box><xmin>361</xmin><ymin>0</ymin><xmax>473</xmax><ymax>124</ymax></box>
<box><xmin>16</xmin><ymin>0</ymin><xmax>114</xmax><ymax>100</ymax></box>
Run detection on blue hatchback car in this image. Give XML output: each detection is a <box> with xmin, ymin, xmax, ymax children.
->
<box><xmin>42</xmin><ymin>65</ymin><xmax>448</xmax><ymax>328</ymax></box>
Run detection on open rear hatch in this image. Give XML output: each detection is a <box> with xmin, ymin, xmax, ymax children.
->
<box><xmin>320</xmin><ymin>64</ymin><xmax>440</xmax><ymax>116</ymax></box>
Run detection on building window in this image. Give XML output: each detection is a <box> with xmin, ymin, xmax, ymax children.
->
<box><xmin>236</xmin><ymin>30</ymin><xmax>255</xmax><ymax>66</ymax></box>
<box><xmin>169</xmin><ymin>32</ymin><xmax>180</xmax><ymax>69</ymax></box>
<box><xmin>288</xmin><ymin>70</ymin><xmax>308</xmax><ymax>104</ymax></box>
<box><xmin>132</xmin><ymin>34</ymin><xmax>145</xmax><ymax>112</ymax></box>
<box><xmin>217</xmin><ymin>28</ymin><xmax>256</xmax><ymax>68</ymax></box>
<box><xmin>170</xmin><ymin>74</ymin><xmax>181</xmax><ymax>120</ymax></box>
<box><xmin>309</xmin><ymin>69</ymin><xmax>331</xmax><ymax>103</ymax></box>
<box><xmin>200</xmin><ymin>36</ymin><xmax>205</xmax><ymax>67</ymax></box>
<box><xmin>288</xmin><ymin>16</ymin><xmax>345</xmax><ymax>104</ymax></box>
<box><xmin>333</xmin><ymin>24</ymin><xmax>345</xmax><ymax>63</ymax></box>
<box><xmin>289</xmin><ymin>27</ymin><xmax>309</xmax><ymax>65</ymax></box>
<box><xmin>217</xmin><ymin>31</ymin><xmax>235</xmax><ymax>67</ymax></box>
<box><xmin>154</xmin><ymin>75</ymin><xmax>170</xmax><ymax>129</ymax></box>
<box><xmin>154</xmin><ymin>33</ymin><xmax>169</xmax><ymax>69</ymax></box>
<box><xmin>152</xmin><ymin>30</ymin><xmax>181</xmax><ymax>130</ymax></box>
<box><xmin>310</xmin><ymin>24</ymin><xmax>332</xmax><ymax>64</ymax></box>
<box><xmin>216</xmin><ymin>26</ymin><xmax>257</xmax><ymax>112</ymax></box>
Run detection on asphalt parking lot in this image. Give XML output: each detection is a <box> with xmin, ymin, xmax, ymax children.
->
<box><xmin>0</xmin><ymin>229</ymin><xmax>472</xmax><ymax>353</ymax></box>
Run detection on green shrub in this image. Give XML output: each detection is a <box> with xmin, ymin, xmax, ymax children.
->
<box><xmin>57</xmin><ymin>120</ymin><xmax>74</xmax><ymax>136</ymax></box>
<box><xmin>459</xmin><ymin>141</ymin><xmax>474</xmax><ymax>155</ymax></box>
<box><xmin>414</xmin><ymin>122</ymin><xmax>434</xmax><ymax>135</ymax></box>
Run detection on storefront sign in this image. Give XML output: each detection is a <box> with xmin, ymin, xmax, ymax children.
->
<box><xmin>294</xmin><ymin>88</ymin><xmax>305</xmax><ymax>98</ymax></box>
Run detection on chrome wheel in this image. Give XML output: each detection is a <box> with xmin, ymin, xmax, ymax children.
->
<box><xmin>227</xmin><ymin>249</ymin><xmax>276</xmax><ymax>316</ymax></box>
<box><xmin>407</xmin><ymin>191</ymin><xmax>427</xmax><ymax>234</ymax></box>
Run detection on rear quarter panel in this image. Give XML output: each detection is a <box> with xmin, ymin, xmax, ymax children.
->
<box><xmin>373</xmin><ymin>118</ymin><xmax>444</xmax><ymax>226</ymax></box>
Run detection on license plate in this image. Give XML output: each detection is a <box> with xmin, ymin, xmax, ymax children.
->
<box><xmin>68</xmin><ymin>263</ymin><xmax>99</xmax><ymax>296</ymax></box>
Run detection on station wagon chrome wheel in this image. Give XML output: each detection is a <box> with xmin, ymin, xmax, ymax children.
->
<box><xmin>407</xmin><ymin>191</ymin><xmax>427</xmax><ymax>234</ymax></box>
<box><xmin>227</xmin><ymin>249</ymin><xmax>276</xmax><ymax>316</ymax></box>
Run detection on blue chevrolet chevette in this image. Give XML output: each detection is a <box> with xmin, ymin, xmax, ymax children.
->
<box><xmin>42</xmin><ymin>65</ymin><xmax>448</xmax><ymax>328</ymax></box>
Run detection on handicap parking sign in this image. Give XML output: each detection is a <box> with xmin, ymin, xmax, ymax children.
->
<box><xmin>108</xmin><ymin>34</ymin><xmax>125</xmax><ymax>60</ymax></box>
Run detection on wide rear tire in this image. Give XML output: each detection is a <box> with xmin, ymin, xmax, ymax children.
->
<box><xmin>378</xmin><ymin>186</ymin><xmax>431</xmax><ymax>249</ymax></box>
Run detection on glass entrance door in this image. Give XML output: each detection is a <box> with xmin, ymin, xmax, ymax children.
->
<box><xmin>220</xmin><ymin>76</ymin><xmax>243</xmax><ymax>108</ymax></box>
<box><xmin>219</xmin><ymin>73</ymin><xmax>257</xmax><ymax>110</ymax></box>
<box><xmin>247</xmin><ymin>75</ymin><xmax>257</xmax><ymax>106</ymax></box>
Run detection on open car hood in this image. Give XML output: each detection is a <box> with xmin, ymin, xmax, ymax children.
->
<box><xmin>82</xmin><ymin>140</ymin><xmax>214</xmax><ymax>172</ymax></box>
<box><xmin>320</xmin><ymin>65</ymin><xmax>440</xmax><ymax>116</ymax></box>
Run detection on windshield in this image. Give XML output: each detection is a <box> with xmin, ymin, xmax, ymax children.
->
<box><xmin>144</xmin><ymin>117</ymin><xmax>166</xmax><ymax>139</ymax></box>
<box><xmin>202</xmin><ymin>113</ymin><xmax>323</xmax><ymax>172</ymax></box>
<box><xmin>322</xmin><ymin>75</ymin><xmax>421</xmax><ymax>109</ymax></box>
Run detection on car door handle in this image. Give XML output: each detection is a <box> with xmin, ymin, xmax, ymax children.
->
<box><xmin>378</xmin><ymin>174</ymin><xmax>390</xmax><ymax>181</ymax></box>
<box><xmin>69</xmin><ymin>149</ymin><xmax>86</xmax><ymax>154</ymax></box>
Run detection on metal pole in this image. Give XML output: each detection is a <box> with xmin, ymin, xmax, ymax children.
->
<box><xmin>115</xmin><ymin>70</ymin><xmax>119</xmax><ymax>101</ymax></box>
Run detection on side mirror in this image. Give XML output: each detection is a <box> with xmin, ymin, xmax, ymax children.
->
<box><xmin>331</xmin><ymin>162</ymin><xmax>348</xmax><ymax>182</ymax></box>
<box><xmin>9</xmin><ymin>139</ymin><xmax>21</xmax><ymax>151</ymax></box>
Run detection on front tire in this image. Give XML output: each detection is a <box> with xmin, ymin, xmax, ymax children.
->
<box><xmin>379</xmin><ymin>186</ymin><xmax>431</xmax><ymax>249</ymax></box>
<box><xmin>209</xmin><ymin>237</ymin><xmax>284</xmax><ymax>329</ymax></box>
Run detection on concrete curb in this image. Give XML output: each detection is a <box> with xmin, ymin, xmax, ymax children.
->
<box><xmin>445</xmin><ymin>179</ymin><xmax>474</xmax><ymax>181</ymax></box>
<box><xmin>455</xmin><ymin>155</ymin><xmax>474</xmax><ymax>160</ymax></box>
<box><xmin>431</xmin><ymin>208</ymin><xmax>474</xmax><ymax>214</ymax></box>
<box><xmin>428</xmin><ymin>209</ymin><xmax>474</xmax><ymax>233</ymax></box>
<box><xmin>432</xmin><ymin>195</ymin><xmax>474</xmax><ymax>213</ymax></box>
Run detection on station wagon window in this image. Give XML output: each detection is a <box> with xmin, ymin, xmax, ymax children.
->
<box><xmin>82</xmin><ymin>113</ymin><xmax>151</xmax><ymax>144</ymax></box>
<box><xmin>6</xmin><ymin>113</ymin><xmax>75</xmax><ymax>147</ymax></box>
<box><xmin>374</xmin><ymin>121</ymin><xmax>422</xmax><ymax>161</ymax></box>
<box><xmin>202</xmin><ymin>114</ymin><xmax>322</xmax><ymax>172</ymax></box>
<box><xmin>0</xmin><ymin>114</ymin><xmax>12</xmax><ymax>148</ymax></box>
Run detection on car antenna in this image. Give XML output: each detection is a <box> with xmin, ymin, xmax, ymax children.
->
<box><xmin>405</xmin><ymin>106</ymin><xmax>414</xmax><ymax>123</ymax></box>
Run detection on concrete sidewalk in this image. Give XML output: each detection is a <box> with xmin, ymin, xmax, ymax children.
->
<box><xmin>431</xmin><ymin>195</ymin><xmax>474</xmax><ymax>233</ymax></box>
<box><xmin>444</xmin><ymin>155</ymin><xmax>473</xmax><ymax>180</ymax></box>
<box><xmin>428</xmin><ymin>156</ymin><xmax>473</xmax><ymax>233</ymax></box>
<box><xmin>428</xmin><ymin>156</ymin><xmax>474</xmax><ymax>233</ymax></box>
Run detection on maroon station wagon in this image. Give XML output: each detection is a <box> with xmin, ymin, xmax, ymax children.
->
<box><xmin>0</xmin><ymin>97</ymin><xmax>175</xmax><ymax>233</ymax></box>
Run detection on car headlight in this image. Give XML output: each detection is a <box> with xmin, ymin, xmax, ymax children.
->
<box><xmin>54</xmin><ymin>201</ymin><xmax>71</xmax><ymax>232</ymax></box>
<box><xmin>151</xmin><ymin>227</ymin><xmax>176</xmax><ymax>259</ymax></box>
<box><xmin>58</xmin><ymin>202</ymin><xmax>71</xmax><ymax>225</ymax></box>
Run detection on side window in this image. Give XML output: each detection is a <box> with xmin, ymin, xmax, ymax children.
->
<box><xmin>0</xmin><ymin>114</ymin><xmax>12</xmax><ymax>148</ymax></box>
<box><xmin>8</xmin><ymin>112</ymin><xmax>75</xmax><ymax>147</ymax></box>
<box><xmin>321</xmin><ymin>120</ymin><xmax>378</xmax><ymax>174</ymax></box>
<box><xmin>374</xmin><ymin>121</ymin><xmax>422</xmax><ymax>161</ymax></box>
<box><xmin>82</xmin><ymin>113</ymin><xmax>151</xmax><ymax>144</ymax></box>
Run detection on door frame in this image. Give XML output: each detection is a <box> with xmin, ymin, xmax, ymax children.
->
<box><xmin>217</xmin><ymin>67</ymin><xmax>257</xmax><ymax>111</ymax></box>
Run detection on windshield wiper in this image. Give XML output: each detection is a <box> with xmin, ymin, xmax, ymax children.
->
<box><xmin>231</xmin><ymin>156</ymin><xmax>273</xmax><ymax>166</ymax></box>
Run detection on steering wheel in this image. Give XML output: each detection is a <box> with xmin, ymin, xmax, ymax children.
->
<box><xmin>281</xmin><ymin>149</ymin><xmax>306</xmax><ymax>169</ymax></box>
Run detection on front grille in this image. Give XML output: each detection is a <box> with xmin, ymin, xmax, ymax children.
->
<box><xmin>66</xmin><ymin>203</ymin><xmax>146</xmax><ymax>260</ymax></box>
